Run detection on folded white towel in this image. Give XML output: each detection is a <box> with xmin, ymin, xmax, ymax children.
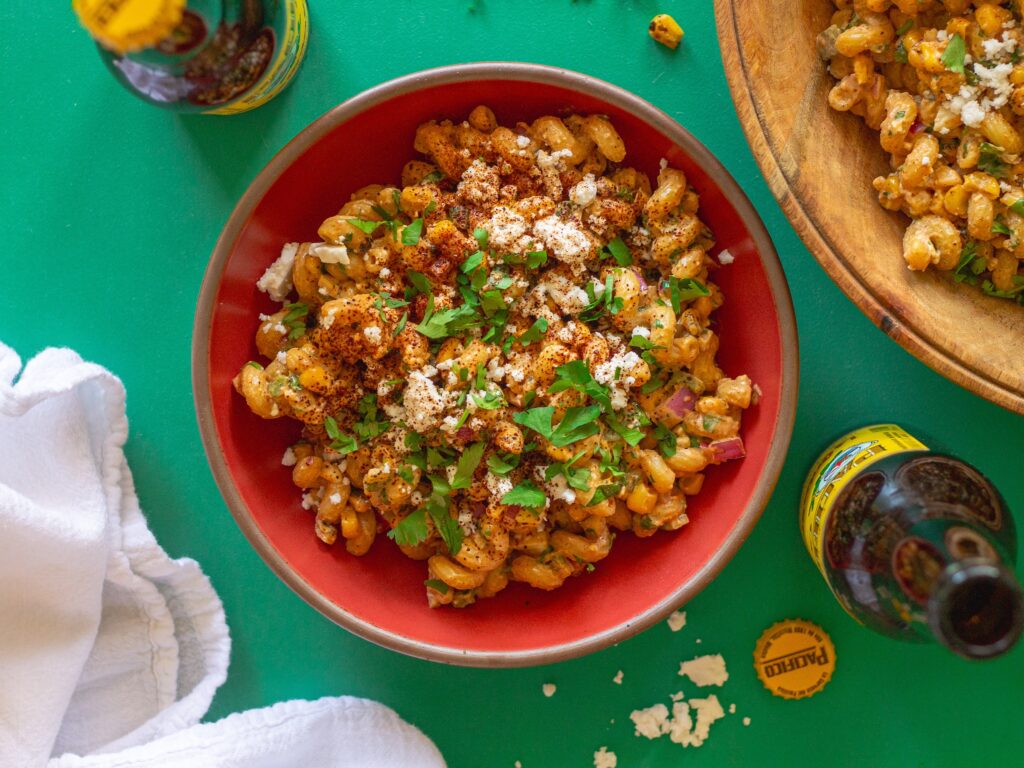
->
<box><xmin>0</xmin><ymin>344</ymin><xmax>445</xmax><ymax>768</ymax></box>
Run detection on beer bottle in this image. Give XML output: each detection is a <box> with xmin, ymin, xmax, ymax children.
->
<box><xmin>72</xmin><ymin>0</ymin><xmax>308</xmax><ymax>115</ymax></box>
<box><xmin>800</xmin><ymin>424</ymin><xmax>1023</xmax><ymax>659</ymax></box>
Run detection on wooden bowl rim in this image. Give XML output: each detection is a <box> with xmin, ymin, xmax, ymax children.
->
<box><xmin>191</xmin><ymin>61</ymin><xmax>799</xmax><ymax>667</ymax></box>
<box><xmin>714</xmin><ymin>0</ymin><xmax>1024</xmax><ymax>415</ymax></box>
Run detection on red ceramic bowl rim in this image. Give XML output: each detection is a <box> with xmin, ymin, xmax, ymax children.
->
<box><xmin>192</xmin><ymin>62</ymin><xmax>799</xmax><ymax>667</ymax></box>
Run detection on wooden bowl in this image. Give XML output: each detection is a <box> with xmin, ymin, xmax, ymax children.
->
<box><xmin>715</xmin><ymin>1</ymin><xmax>1024</xmax><ymax>414</ymax></box>
<box><xmin>192</xmin><ymin>63</ymin><xmax>798</xmax><ymax>666</ymax></box>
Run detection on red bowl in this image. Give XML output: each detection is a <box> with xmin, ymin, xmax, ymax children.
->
<box><xmin>193</xmin><ymin>63</ymin><xmax>798</xmax><ymax>667</ymax></box>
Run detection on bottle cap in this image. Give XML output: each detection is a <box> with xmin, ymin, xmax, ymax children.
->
<box><xmin>73</xmin><ymin>0</ymin><xmax>186</xmax><ymax>54</ymax></box>
<box><xmin>753</xmin><ymin>619</ymin><xmax>835</xmax><ymax>699</ymax></box>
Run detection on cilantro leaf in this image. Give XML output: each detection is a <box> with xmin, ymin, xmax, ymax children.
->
<box><xmin>547</xmin><ymin>360</ymin><xmax>612</xmax><ymax>411</ymax></box>
<box><xmin>652</xmin><ymin>422</ymin><xmax>678</xmax><ymax>457</ymax></box>
<box><xmin>462</xmin><ymin>250</ymin><xmax>484</xmax><ymax>273</ymax></box>
<box><xmin>605</xmin><ymin>237</ymin><xmax>632</xmax><ymax>266</ymax></box>
<box><xmin>402</xmin><ymin>218</ymin><xmax>424</xmax><ymax>246</ymax></box>
<box><xmin>451</xmin><ymin>441</ymin><xmax>486</xmax><ymax>489</ymax></box>
<box><xmin>427</xmin><ymin>494</ymin><xmax>463</xmax><ymax>554</ymax></box>
<box><xmin>347</xmin><ymin>218</ymin><xmax>385</xmax><ymax>235</ymax></box>
<box><xmin>486</xmin><ymin>453</ymin><xmax>520</xmax><ymax>476</ymax></box>
<box><xmin>527</xmin><ymin>250</ymin><xmax>548</xmax><ymax>268</ymax></box>
<box><xmin>416</xmin><ymin>298</ymin><xmax>479</xmax><ymax>339</ymax></box>
<box><xmin>517</xmin><ymin>317</ymin><xmax>549</xmax><ymax>345</ymax></box>
<box><xmin>1011</xmin><ymin>199</ymin><xmax>1024</xmax><ymax>217</ymax></box>
<box><xmin>424</xmin><ymin>578</ymin><xmax>449</xmax><ymax>594</ymax></box>
<box><xmin>603</xmin><ymin>411</ymin><xmax>645</xmax><ymax>446</ymax></box>
<box><xmin>978</xmin><ymin>143</ymin><xmax>1008</xmax><ymax>179</ymax></box>
<box><xmin>323</xmin><ymin>415</ymin><xmax>359</xmax><ymax>455</ymax></box>
<box><xmin>895</xmin><ymin>19</ymin><xmax>913</xmax><ymax>36</ymax></box>
<box><xmin>550</xmin><ymin>405</ymin><xmax>602</xmax><ymax>447</ymax></box>
<box><xmin>420</xmin><ymin>170</ymin><xmax>445</xmax><ymax>184</ymax></box>
<box><xmin>388</xmin><ymin>508</ymin><xmax>428</xmax><ymax>546</ymax></box>
<box><xmin>942</xmin><ymin>33</ymin><xmax>966</xmax><ymax>74</ymax></box>
<box><xmin>587</xmin><ymin>482</ymin><xmax>623</xmax><ymax>507</ymax></box>
<box><xmin>513</xmin><ymin>407</ymin><xmax>555</xmax><ymax>440</ymax></box>
<box><xmin>667</xmin><ymin>277</ymin><xmax>710</xmax><ymax>314</ymax></box>
<box><xmin>501</xmin><ymin>481</ymin><xmax>546</xmax><ymax>508</ymax></box>
<box><xmin>407</xmin><ymin>270</ymin><xmax>432</xmax><ymax>295</ymax></box>
<box><xmin>992</xmin><ymin>217</ymin><xmax>1012</xmax><ymax>236</ymax></box>
<box><xmin>473</xmin><ymin>227</ymin><xmax>489</xmax><ymax>250</ymax></box>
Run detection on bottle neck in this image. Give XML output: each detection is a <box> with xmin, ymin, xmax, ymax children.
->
<box><xmin>927</xmin><ymin>560</ymin><xmax>1024</xmax><ymax>659</ymax></box>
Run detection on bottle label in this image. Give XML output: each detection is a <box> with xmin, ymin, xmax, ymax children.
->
<box><xmin>205</xmin><ymin>0</ymin><xmax>309</xmax><ymax>116</ymax></box>
<box><xmin>74</xmin><ymin>0</ymin><xmax>186</xmax><ymax>54</ymax></box>
<box><xmin>800</xmin><ymin>425</ymin><xmax>928</xmax><ymax>581</ymax></box>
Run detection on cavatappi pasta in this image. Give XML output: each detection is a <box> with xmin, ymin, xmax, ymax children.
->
<box><xmin>234</xmin><ymin>107</ymin><xmax>755</xmax><ymax>607</ymax></box>
<box><xmin>819</xmin><ymin>1</ymin><xmax>1024</xmax><ymax>304</ymax></box>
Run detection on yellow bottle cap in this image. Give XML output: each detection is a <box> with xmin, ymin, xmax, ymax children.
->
<box><xmin>73</xmin><ymin>0</ymin><xmax>186</xmax><ymax>54</ymax></box>
<box><xmin>753</xmin><ymin>619</ymin><xmax>835</xmax><ymax>700</ymax></box>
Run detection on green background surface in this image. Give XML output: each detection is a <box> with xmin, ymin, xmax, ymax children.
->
<box><xmin>3</xmin><ymin>2</ymin><xmax>1023</xmax><ymax>766</ymax></box>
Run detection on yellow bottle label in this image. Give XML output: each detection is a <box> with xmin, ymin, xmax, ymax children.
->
<box><xmin>73</xmin><ymin>0</ymin><xmax>185</xmax><ymax>54</ymax></box>
<box><xmin>205</xmin><ymin>0</ymin><xmax>309</xmax><ymax>115</ymax></box>
<box><xmin>799</xmin><ymin>424</ymin><xmax>928</xmax><ymax>581</ymax></box>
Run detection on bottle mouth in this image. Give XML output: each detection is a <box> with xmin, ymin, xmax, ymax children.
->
<box><xmin>928</xmin><ymin>561</ymin><xmax>1024</xmax><ymax>660</ymax></box>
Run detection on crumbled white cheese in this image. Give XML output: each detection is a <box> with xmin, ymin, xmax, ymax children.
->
<box><xmin>717</xmin><ymin>248</ymin><xmax>735</xmax><ymax>265</ymax></box>
<box><xmin>309</xmin><ymin>241</ymin><xmax>349</xmax><ymax>265</ymax></box>
<box><xmin>666</xmin><ymin>696</ymin><xmax>725</xmax><ymax>748</ymax></box>
<box><xmin>300</xmin><ymin>491</ymin><xmax>317</xmax><ymax>511</ymax></box>
<box><xmin>678</xmin><ymin>654</ymin><xmax>729</xmax><ymax>687</ymax></box>
<box><xmin>256</xmin><ymin>242</ymin><xmax>298</xmax><ymax>302</ymax></box>
<box><xmin>516</xmin><ymin>134</ymin><xmax>530</xmax><ymax>148</ymax></box>
<box><xmin>728</xmin><ymin>703</ymin><xmax>736</xmax><ymax>714</ymax></box>
<box><xmin>329</xmin><ymin>492</ymin><xmax>342</xmax><ymax>505</ymax></box>
<box><xmin>542</xmin><ymin>272</ymin><xmax>591</xmax><ymax>315</ymax></box>
<box><xmin>276</xmin><ymin>350</ymin><xmax>287</xmax><ymax>365</ymax></box>
<box><xmin>742</xmin><ymin>717</ymin><xmax>751</xmax><ymax>726</ymax></box>
<box><xmin>630</xmin><ymin>703</ymin><xmax>671</xmax><ymax>739</ymax></box>
<box><xmin>532</xmin><ymin>215</ymin><xmax>593</xmax><ymax>275</ymax></box>
<box><xmin>631</xmin><ymin>325</ymin><xmax>650</xmax><ymax>339</ymax></box>
<box><xmin>612</xmin><ymin>670</ymin><xmax>624</xmax><ymax>685</ymax></box>
<box><xmin>670</xmin><ymin>691</ymin><xmax>685</xmax><ymax>702</ymax></box>
<box><xmin>485</xmin><ymin>472</ymin><xmax>514</xmax><ymax>500</ymax></box>
<box><xmin>379</xmin><ymin>267</ymin><xmax>391</xmax><ymax>278</ymax></box>
<box><xmin>536</xmin><ymin>147</ymin><xmax>572</xmax><ymax>169</ymax></box>
<box><xmin>363</xmin><ymin>326</ymin><xmax>382</xmax><ymax>344</ymax></box>
<box><xmin>281</xmin><ymin>447</ymin><xmax>297</xmax><ymax>466</ymax></box>
<box><xmin>542</xmin><ymin>683</ymin><xmax>557</xmax><ymax>698</ymax></box>
<box><xmin>593</xmin><ymin>747</ymin><xmax>617</xmax><ymax>768</ymax></box>
<box><xmin>667</xmin><ymin>609</ymin><xmax>687</xmax><ymax>632</ymax></box>
<box><xmin>659</xmin><ymin>157</ymin><xmax>669</xmax><ymax>171</ymax></box>
<box><xmin>569</xmin><ymin>173</ymin><xmax>598</xmax><ymax>207</ymax></box>
<box><xmin>402</xmin><ymin>371</ymin><xmax>450</xmax><ymax>432</ymax></box>
<box><xmin>485</xmin><ymin>205</ymin><xmax>533</xmax><ymax>253</ymax></box>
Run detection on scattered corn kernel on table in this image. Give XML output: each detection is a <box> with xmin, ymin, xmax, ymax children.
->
<box><xmin>4</xmin><ymin>3</ymin><xmax>1024</xmax><ymax>766</ymax></box>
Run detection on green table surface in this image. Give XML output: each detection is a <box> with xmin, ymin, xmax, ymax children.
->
<box><xmin>4</xmin><ymin>3</ymin><xmax>1023</xmax><ymax>766</ymax></box>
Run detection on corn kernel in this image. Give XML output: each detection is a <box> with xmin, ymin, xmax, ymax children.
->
<box><xmin>649</xmin><ymin>14</ymin><xmax>683</xmax><ymax>50</ymax></box>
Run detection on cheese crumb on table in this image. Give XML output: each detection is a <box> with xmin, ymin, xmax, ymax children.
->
<box><xmin>542</xmin><ymin>683</ymin><xmax>556</xmax><ymax>698</ymax></box>
<box><xmin>593</xmin><ymin>746</ymin><xmax>617</xmax><ymax>768</ymax></box>
<box><xmin>667</xmin><ymin>609</ymin><xmax>687</xmax><ymax>632</ymax></box>
<box><xmin>728</xmin><ymin>703</ymin><xmax>736</xmax><ymax>714</ymax></box>
<box><xmin>667</xmin><ymin>695</ymin><xmax>725</xmax><ymax>748</ymax></box>
<box><xmin>630</xmin><ymin>703</ymin><xmax>670</xmax><ymax>739</ymax></box>
<box><xmin>743</xmin><ymin>717</ymin><xmax>751</xmax><ymax>726</ymax></box>
<box><xmin>612</xmin><ymin>670</ymin><xmax>624</xmax><ymax>685</ymax></box>
<box><xmin>670</xmin><ymin>691</ymin><xmax>685</xmax><ymax>702</ymax></box>
<box><xmin>678</xmin><ymin>654</ymin><xmax>729</xmax><ymax>687</ymax></box>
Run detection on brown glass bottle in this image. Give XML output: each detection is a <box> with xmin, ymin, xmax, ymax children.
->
<box><xmin>801</xmin><ymin>424</ymin><xmax>1023</xmax><ymax>659</ymax></box>
<box><xmin>73</xmin><ymin>0</ymin><xmax>308</xmax><ymax>115</ymax></box>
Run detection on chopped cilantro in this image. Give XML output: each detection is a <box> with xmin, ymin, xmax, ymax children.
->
<box><xmin>427</xmin><ymin>494</ymin><xmax>463</xmax><ymax>555</ymax></box>
<box><xmin>394</xmin><ymin>311</ymin><xmax>408</xmax><ymax>336</ymax></box>
<box><xmin>472</xmin><ymin>390</ymin><xmax>505</xmax><ymax>410</ymax></box>
<box><xmin>548</xmin><ymin>360</ymin><xmax>612</xmax><ymax>411</ymax></box>
<box><xmin>473</xmin><ymin>227</ymin><xmax>489</xmax><ymax>250</ymax></box>
<box><xmin>323</xmin><ymin>415</ymin><xmax>358</xmax><ymax>455</ymax></box>
<box><xmin>1011</xmin><ymin>199</ymin><xmax>1024</xmax><ymax>217</ymax></box>
<box><xmin>527</xmin><ymin>250</ymin><xmax>548</xmax><ymax>268</ymax></box>
<box><xmin>416</xmin><ymin>296</ymin><xmax>479</xmax><ymax>339</ymax></box>
<box><xmin>347</xmin><ymin>218</ymin><xmax>385</xmax><ymax>235</ymax></box>
<box><xmin>462</xmin><ymin>250</ymin><xmax>484</xmax><ymax>273</ymax></box>
<box><xmin>517</xmin><ymin>317</ymin><xmax>549</xmax><ymax>345</ymax></box>
<box><xmin>896</xmin><ymin>19</ymin><xmax>913</xmax><ymax>36</ymax></box>
<box><xmin>587</xmin><ymin>482</ymin><xmax>623</xmax><ymax>507</ymax></box>
<box><xmin>605</xmin><ymin>237</ymin><xmax>633</xmax><ymax>266</ymax></box>
<box><xmin>244</xmin><ymin>360</ymin><xmax>263</xmax><ymax>370</ymax></box>
<box><xmin>407</xmin><ymin>270</ymin><xmax>432</xmax><ymax>295</ymax></box>
<box><xmin>978</xmin><ymin>142</ymin><xmax>1008</xmax><ymax>178</ymax></box>
<box><xmin>424</xmin><ymin>578</ymin><xmax>449</xmax><ymax>594</ymax></box>
<box><xmin>580</xmin><ymin>275</ymin><xmax>625</xmax><ymax>322</ymax></box>
<box><xmin>666</xmin><ymin>277</ymin><xmax>710</xmax><ymax>314</ymax></box>
<box><xmin>992</xmin><ymin>217</ymin><xmax>1012</xmax><ymax>236</ymax></box>
<box><xmin>486</xmin><ymin>452</ymin><xmax>520</xmax><ymax>476</ymax></box>
<box><xmin>603</xmin><ymin>411</ymin><xmax>645</xmax><ymax>446</ymax></box>
<box><xmin>501</xmin><ymin>481</ymin><xmax>546</xmax><ymax>508</ymax></box>
<box><xmin>451</xmin><ymin>442</ymin><xmax>486</xmax><ymax>489</ymax></box>
<box><xmin>651</xmin><ymin>423</ymin><xmax>678</xmax><ymax>458</ymax></box>
<box><xmin>420</xmin><ymin>170</ymin><xmax>445</xmax><ymax>185</ymax></box>
<box><xmin>402</xmin><ymin>218</ymin><xmax>424</xmax><ymax>246</ymax></box>
<box><xmin>283</xmin><ymin>302</ymin><xmax>309</xmax><ymax>340</ymax></box>
<box><xmin>941</xmin><ymin>33</ymin><xmax>966</xmax><ymax>74</ymax></box>
<box><xmin>388</xmin><ymin>508</ymin><xmax>428</xmax><ymax>546</ymax></box>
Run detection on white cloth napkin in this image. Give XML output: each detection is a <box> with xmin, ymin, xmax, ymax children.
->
<box><xmin>0</xmin><ymin>343</ymin><xmax>445</xmax><ymax>768</ymax></box>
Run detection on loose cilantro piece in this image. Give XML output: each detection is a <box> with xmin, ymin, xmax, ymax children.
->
<box><xmin>513</xmin><ymin>406</ymin><xmax>555</xmax><ymax>440</ymax></box>
<box><xmin>405</xmin><ymin>432</ymin><xmax>424</xmax><ymax>452</ymax></box>
<box><xmin>282</xmin><ymin>302</ymin><xmax>309</xmax><ymax>340</ymax></box>
<box><xmin>462</xmin><ymin>250</ymin><xmax>484</xmax><ymax>273</ymax></box>
<box><xmin>587</xmin><ymin>482</ymin><xmax>623</xmax><ymax>507</ymax></box>
<box><xmin>487</xmin><ymin>452</ymin><xmax>520</xmax><ymax>476</ymax></box>
<box><xmin>427</xmin><ymin>494</ymin><xmax>463</xmax><ymax>555</ymax></box>
<box><xmin>580</xmin><ymin>275</ymin><xmax>624</xmax><ymax>322</ymax></box>
<box><xmin>546</xmin><ymin>455</ymin><xmax>591</xmax><ymax>491</ymax></box>
<box><xmin>407</xmin><ymin>270</ymin><xmax>432</xmax><ymax>295</ymax></box>
<box><xmin>494</xmin><ymin>275</ymin><xmax>514</xmax><ymax>290</ymax></box>
<box><xmin>942</xmin><ymin>33</ymin><xmax>966</xmax><ymax>74</ymax></box>
<box><xmin>472</xmin><ymin>390</ymin><xmax>505</xmax><ymax>410</ymax></box>
<box><xmin>978</xmin><ymin>143</ymin><xmax>1008</xmax><ymax>178</ymax></box>
<box><xmin>416</xmin><ymin>296</ymin><xmax>479</xmax><ymax>339</ymax></box>
<box><xmin>604</xmin><ymin>411</ymin><xmax>645</xmax><ymax>446</ymax></box>
<box><xmin>388</xmin><ymin>509</ymin><xmax>428</xmax><ymax>546</ymax></box>
<box><xmin>629</xmin><ymin>335</ymin><xmax>663</xmax><ymax>351</ymax></box>
<box><xmin>352</xmin><ymin>395</ymin><xmax>389</xmax><ymax>442</ymax></box>
<box><xmin>348</xmin><ymin>218</ymin><xmax>386</xmax><ymax>235</ymax></box>
<box><xmin>429</xmin><ymin>473</ymin><xmax>452</xmax><ymax>495</ymax></box>
<box><xmin>992</xmin><ymin>217</ymin><xmax>1013</xmax><ymax>236</ymax></box>
<box><xmin>517</xmin><ymin>317</ymin><xmax>549</xmax><ymax>345</ymax></box>
<box><xmin>895</xmin><ymin>19</ymin><xmax>913</xmax><ymax>36</ymax></box>
<box><xmin>550</xmin><ymin>405</ymin><xmax>602</xmax><ymax>447</ymax></box>
<box><xmin>598</xmin><ymin>445</ymin><xmax>626</xmax><ymax>479</ymax></box>
<box><xmin>641</xmin><ymin>375</ymin><xmax>666</xmax><ymax>395</ymax></box>
<box><xmin>324</xmin><ymin>415</ymin><xmax>358</xmax><ymax>455</ymax></box>
<box><xmin>1011</xmin><ymin>200</ymin><xmax>1024</xmax><ymax>217</ymax></box>
<box><xmin>527</xmin><ymin>250</ymin><xmax>548</xmax><ymax>268</ymax></box>
<box><xmin>424</xmin><ymin>578</ymin><xmax>449</xmax><ymax>594</ymax></box>
<box><xmin>894</xmin><ymin>40</ymin><xmax>908</xmax><ymax>64</ymax></box>
<box><xmin>394</xmin><ymin>311</ymin><xmax>408</xmax><ymax>336</ymax></box>
<box><xmin>451</xmin><ymin>442</ymin><xmax>486</xmax><ymax>489</ymax></box>
<box><xmin>244</xmin><ymin>360</ymin><xmax>263</xmax><ymax>370</ymax></box>
<box><xmin>402</xmin><ymin>218</ymin><xmax>424</xmax><ymax>246</ymax></box>
<box><xmin>420</xmin><ymin>170</ymin><xmax>445</xmax><ymax>184</ymax></box>
<box><xmin>548</xmin><ymin>360</ymin><xmax>612</xmax><ymax>411</ymax></box>
<box><xmin>666</xmin><ymin>277</ymin><xmax>710</xmax><ymax>314</ymax></box>
<box><xmin>702</xmin><ymin>414</ymin><xmax>720</xmax><ymax>432</ymax></box>
<box><xmin>501</xmin><ymin>481</ymin><xmax>547</xmax><ymax>508</ymax></box>
<box><xmin>473</xmin><ymin>227</ymin><xmax>489</xmax><ymax>250</ymax></box>
<box><xmin>605</xmin><ymin>237</ymin><xmax>633</xmax><ymax>266</ymax></box>
<box><xmin>982</xmin><ymin>276</ymin><xmax>1024</xmax><ymax>299</ymax></box>
<box><xmin>953</xmin><ymin>241</ymin><xmax>983</xmax><ymax>284</ymax></box>
<box><xmin>523</xmin><ymin>390</ymin><xmax>537</xmax><ymax>407</ymax></box>
<box><xmin>479</xmin><ymin>289</ymin><xmax>506</xmax><ymax>317</ymax></box>
<box><xmin>397</xmin><ymin>465</ymin><xmax>416</xmax><ymax>485</ymax></box>
<box><xmin>651</xmin><ymin>423</ymin><xmax>678</xmax><ymax>458</ymax></box>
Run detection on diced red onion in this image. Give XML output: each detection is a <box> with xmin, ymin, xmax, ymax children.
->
<box><xmin>456</xmin><ymin>426</ymin><xmax>475</xmax><ymax>441</ymax></box>
<box><xmin>909</xmin><ymin>121</ymin><xmax>925</xmax><ymax>135</ymax></box>
<box><xmin>655</xmin><ymin>384</ymin><xmax>697</xmax><ymax>426</ymax></box>
<box><xmin>470</xmin><ymin>501</ymin><xmax>487</xmax><ymax>519</ymax></box>
<box><xmin>707</xmin><ymin>437</ymin><xmax>746</xmax><ymax>464</ymax></box>
<box><xmin>634</xmin><ymin>269</ymin><xmax>648</xmax><ymax>291</ymax></box>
